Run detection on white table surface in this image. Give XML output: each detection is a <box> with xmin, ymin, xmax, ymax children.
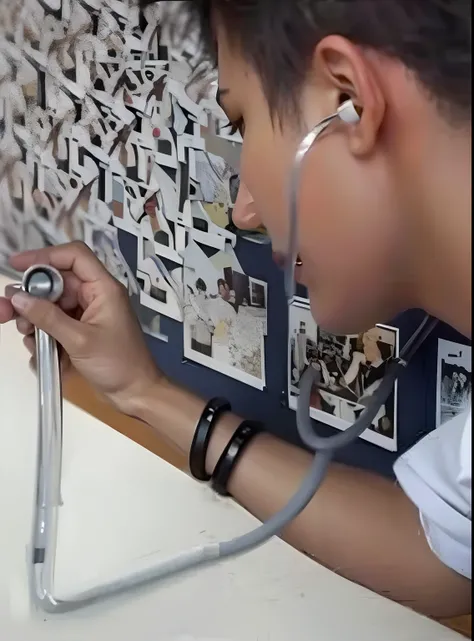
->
<box><xmin>0</xmin><ymin>272</ymin><xmax>463</xmax><ymax>640</ymax></box>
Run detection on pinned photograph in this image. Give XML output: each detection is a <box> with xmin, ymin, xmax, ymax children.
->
<box><xmin>139</xmin><ymin>189</ymin><xmax>185</xmax><ymax>264</ymax></box>
<box><xmin>183</xmin><ymin>240</ymin><xmax>267</xmax><ymax>389</ymax></box>
<box><xmin>288</xmin><ymin>300</ymin><xmax>399</xmax><ymax>451</ymax></box>
<box><xmin>436</xmin><ymin>339</ymin><xmax>472</xmax><ymax>427</ymax></box>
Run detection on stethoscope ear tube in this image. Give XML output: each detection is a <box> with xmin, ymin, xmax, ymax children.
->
<box><xmin>296</xmin><ymin>315</ymin><xmax>439</xmax><ymax>453</ymax></box>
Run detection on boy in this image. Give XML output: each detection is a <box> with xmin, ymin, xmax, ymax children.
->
<box><xmin>0</xmin><ymin>0</ymin><xmax>471</xmax><ymax>618</ymax></box>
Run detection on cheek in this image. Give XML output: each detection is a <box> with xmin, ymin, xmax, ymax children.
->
<box><xmin>298</xmin><ymin>148</ymin><xmax>399</xmax><ymax>281</ymax></box>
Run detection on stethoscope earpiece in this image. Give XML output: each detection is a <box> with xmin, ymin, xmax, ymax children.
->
<box><xmin>337</xmin><ymin>99</ymin><xmax>361</xmax><ymax>124</ymax></box>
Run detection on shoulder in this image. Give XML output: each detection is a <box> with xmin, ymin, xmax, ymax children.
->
<box><xmin>394</xmin><ymin>410</ymin><xmax>471</xmax><ymax>578</ymax></box>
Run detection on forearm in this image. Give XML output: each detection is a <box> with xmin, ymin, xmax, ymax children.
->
<box><xmin>130</xmin><ymin>380</ymin><xmax>471</xmax><ymax>618</ymax></box>
<box><xmin>129</xmin><ymin>378</ymin><xmax>242</xmax><ymax>462</ymax></box>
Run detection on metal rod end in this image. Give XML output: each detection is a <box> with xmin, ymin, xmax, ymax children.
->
<box><xmin>22</xmin><ymin>265</ymin><xmax>64</xmax><ymax>303</ymax></box>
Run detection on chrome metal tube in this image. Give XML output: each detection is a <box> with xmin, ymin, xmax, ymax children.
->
<box><xmin>22</xmin><ymin>265</ymin><xmax>64</xmax><ymax>611</ymax></box>
<box><xmin>31</xmin><ymin>327</ymin><xmax>63</xmax><ymax>609</ymax></box>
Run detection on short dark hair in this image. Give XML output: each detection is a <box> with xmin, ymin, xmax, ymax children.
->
<box><xmin>195</xmin><ymin>278</ymin><xmax>207</xmax><ymax>292</ymax></box>
<box><xmin>145</xmin><ymin>0</ymin><xmax>471</xmax><ymax>123</ymax></box>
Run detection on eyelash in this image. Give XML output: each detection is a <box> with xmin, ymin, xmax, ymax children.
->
<box><xmin>226</xmin><ymin>117</ymin><xmax>245</xmax><ymax>136</ymax></box>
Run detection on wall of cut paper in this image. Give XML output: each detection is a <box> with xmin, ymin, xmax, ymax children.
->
<box><xmin>1</xmin><ymin>0</ymin><xmax>469</xmax><ymax>473</ymax></box>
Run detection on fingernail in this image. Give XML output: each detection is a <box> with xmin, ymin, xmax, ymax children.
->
<box><xmin>9</xmin><ymin>252</ymin><xmax>24</xmax><ymax>262</ymax></box>
<box><xmin>11</xmin><ymin>292</ymin><xmax>31</xmax><ymax>312</ymax></box>
<box><xmin>4</xmin><ymin>283</ymin><xmax>21</xmax><ymax>299</ymax></box>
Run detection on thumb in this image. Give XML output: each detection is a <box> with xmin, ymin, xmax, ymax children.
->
<box><xmin>11</xmin><ymin>292</ymin><xmax>84</xmax><ymax>350</ymax></box>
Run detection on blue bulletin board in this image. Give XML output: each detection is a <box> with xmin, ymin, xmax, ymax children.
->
<box><xmin>119</xmin><ymin>229</ymin><xmax>471</xmax><ymax>478</ymax></box>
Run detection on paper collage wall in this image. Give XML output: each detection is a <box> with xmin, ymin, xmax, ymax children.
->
<box><xmin>0</xmin><ymin>0</ymin><xmax>469</xmax><ymax>454</ymax></box>
<box><xmin>0</xmin><ymin>0</ymin><xmax>271</xmax><ymax>391</ymax></box>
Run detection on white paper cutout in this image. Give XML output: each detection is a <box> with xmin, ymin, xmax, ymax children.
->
<box><xmin>84</xmin><ymin>221</ymin><xmax>139</xmax><ymax>296</ymax></box>
<box><xmin>137</xmin><ymin>233</ymin><xmax>183</xmax><ymax>322</ymax></box>
<box><xmin>0</xmin><ymin>0</ymin><xmax>274</xmax><ymax>391</ymax></box>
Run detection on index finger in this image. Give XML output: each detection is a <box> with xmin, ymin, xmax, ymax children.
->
<box><xmin>0</xmin><ymin>297</ymin><xmax>15</xmax><ymax>323</ymax></box>
<box><xmin>9</xmin><ymin>241</ymin><xmax>109</xmax><ymax>283</ymax></box>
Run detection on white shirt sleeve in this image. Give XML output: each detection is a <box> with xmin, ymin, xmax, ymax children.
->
<box><xmin>394</xmin><ymin>409</ymin><xmax>471</xmax><ymax>579</ymax></box>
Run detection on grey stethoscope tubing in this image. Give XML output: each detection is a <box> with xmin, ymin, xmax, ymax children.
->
<box><xmin>24</xmin><ymin>102</ymin><xmax>438</xmax><ymax>613</ymax></box>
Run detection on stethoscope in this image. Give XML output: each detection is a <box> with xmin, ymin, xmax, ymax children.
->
<box><xmin>22</xmin><ymin>100</ymin><xmax>438</xmax><ymax>613</ymax></box>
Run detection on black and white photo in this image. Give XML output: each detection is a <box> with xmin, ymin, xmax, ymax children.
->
<box><xmin>288</xmin><ymin>300</ymin><xmax>399</xmax><ymax>451</ymax></box>
<box><xmin>436</xmin><ymin>339</ymin><xmax>472</xmax><ymax>427</ymax></box>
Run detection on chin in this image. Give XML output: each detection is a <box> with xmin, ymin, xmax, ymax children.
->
<box><xmin>308</xmin><ymin>295</ymin><xmax>377</xmax><ymax>336</ymax></box>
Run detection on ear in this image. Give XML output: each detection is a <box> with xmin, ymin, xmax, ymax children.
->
<box><xmin>313</xmin><ymin>35</ymin><xmax>386</xmax><ymax>156</ymax></box>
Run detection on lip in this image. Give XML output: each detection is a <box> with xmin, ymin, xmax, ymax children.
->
<box><xmin>294</xmin><ymin>263</ymin><xmax>305</xmax><ymax>285</ymax></box>
<box><xmin>272</xmin><ymin>252</ymin><xmax>303</xmax><ymax>269</ymax></box>
<box><xmin>271</xmin><ymin>251</ymin><xmax>286</xmax><ymax>269</ymax></box>
<box><xmin>272</xmin><ymin>251</ymin><xmax>305</xmax><ymax>285</ymax></box>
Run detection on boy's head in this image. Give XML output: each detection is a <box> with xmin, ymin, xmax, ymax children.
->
<box><xmin>196</xmin><ymin>278</ymin><xmax>207</xmax><ymax>293</ymax></box>
<box><xmin>148</xmin><ymin>1</ymin><xmax>471</xmax><ymax>333</ymax></box>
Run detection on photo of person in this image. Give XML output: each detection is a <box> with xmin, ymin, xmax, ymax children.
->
<box><xmin>289</xmin><ymin>305</ymin><xmax>319</xmax><ymax>390</ymax></box>
<box><xmin>183</xmin><ymin>240</ymin><xmax>267</xmax><ymax>389</ymax></box>
<box><xmin>436</xmin><ymin>339</ymin><xmax>472</xmax><ymax>427</ymax></box>
<box><xmin>288</xmin><ymin>300</ymin><xmax>399</xmax><ymax>451</ymax></box>
<box><xmin>187</xmin><ymin>278</ymin><xmax>215</xmax><ymax>357</ymax></box>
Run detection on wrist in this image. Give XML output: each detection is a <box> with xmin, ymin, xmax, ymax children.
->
<box><xmin>121</xmin><ymin>375</ymin><xmax>215</xmax><ymax>460</ymax></box>
<box><xmin>121</xmin><ymin>372</ymin><xmax>174</xmax><ymax>424</ymax></box>
<box><xmin>118</xmin><ymin>375</ymin><xmax>247</xmax><ymax>477</ymax></box>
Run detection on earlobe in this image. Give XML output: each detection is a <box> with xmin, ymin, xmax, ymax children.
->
<box><xmin>346</xmin><ymin>91</ymin><xmax>385</xmax><ymax>157</ymax></box>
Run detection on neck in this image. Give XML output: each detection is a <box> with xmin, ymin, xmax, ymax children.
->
<box><xmin>406</xmin><ymin>119</ymin><xmax>471</xmax><ymax>338</ymax></box>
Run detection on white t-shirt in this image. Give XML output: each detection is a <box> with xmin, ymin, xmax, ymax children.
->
<box><xmin>394</xmin><ymin>409</ymin><xmax>471</xmax><ymax>579</ymax></box>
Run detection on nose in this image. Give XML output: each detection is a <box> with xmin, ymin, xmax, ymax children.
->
<box><xmin>232</xmin><ymin>181</ymin><xmax>261</xmax><ymax>230</ymax></box>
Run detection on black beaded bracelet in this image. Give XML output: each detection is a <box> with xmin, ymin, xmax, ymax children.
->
<box><xmin>189</xmin><ymin>397</ymin><xmax>231</xmax><ymax>482</ymax></box>
<box><xmin>211</xmin><ymin>420</ymin><xmax>263</xmax><ymax>497</ymax></box>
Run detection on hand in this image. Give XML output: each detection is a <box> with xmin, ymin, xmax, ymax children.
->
<box><xmin>0</xmin><ymin>242</ymin><xmax>162</xmax><ymax>414</ymax></box>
